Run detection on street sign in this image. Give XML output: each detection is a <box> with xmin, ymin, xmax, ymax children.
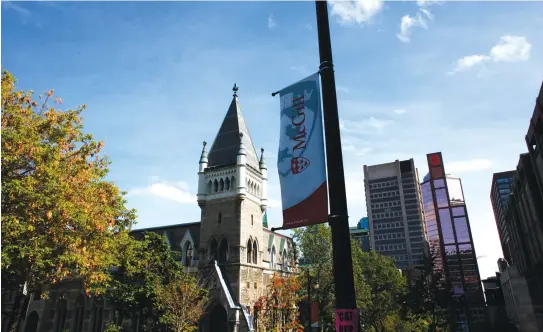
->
<box><xmin>335</xmin><ymin>309</ymin><xmax>359</xmax><ymax>332</ymax></box>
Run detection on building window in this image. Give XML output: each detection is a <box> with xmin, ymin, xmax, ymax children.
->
<box><xmin>247</xmin><ymin>239</ymin><xmax>253</xmax><ymax>264</ymax></box>
<box><xmin>214</xmin><ymin>180</ymin><xmax>219</xmax><ymax>192</ymax></box>
<box><xmin>253</xmin><ymin>240</ymin><xmax>258</xmax><ymax>264</ymax></box>
<box><xmin>270</xmin><ymin>246</ymin><xmax>276</xmax><ymax>267</ymax></box>
<box><xmin>254</xmin><ymin>282</ymin><xmax>257</xmax><ymax>289</ymax></box>
<box><xmin>184</xmin><ymin>242</ymin><xmax>194</xmax><ymax>267</ymax></box>
<box><xmin>207</xmin><ymin>180</ymin><xmax>212</xmax><ymax>193</ymax></box>
<box><xmin>251</xmin><ymin>215</ymin><xmax>254</xmax><ymax>226</ymax></box>
<box><xmin>55</xmin><ymin>297</ymin><xmax>67</xmax><ymax>332</ymax></box>
<box><xmin>91</xmin><ymin>297</ymin><xmax>104</xmax><ymax>332</ymax></box>
<box><xmin>209</xmin><ymin>239</ymin><xmax>218</xmax><ymax>261</ymax></box>
<box><xmin>219</xmin><ymin>238</ymin><xmax>229</xmax><ymax>263</ymax></box>
<box><xmin>225</xmin><ymin>177</ymin><xmax>231</xmax><ymax>190</ymax></box>
<box><xmin>218</xmin><ymin>212</ymin><xmax>222</xmax><ymax>224</ymax></box>
<box><xmin>73</xmin><ymin>295</ymin><xmax>85</xmax><ymax>332</ymax></box>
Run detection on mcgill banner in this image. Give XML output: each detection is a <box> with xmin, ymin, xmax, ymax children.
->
<box><xmin>277</xmin><ymin>73</ymin><xmax>328</xmax><ymax>229</ymax></box>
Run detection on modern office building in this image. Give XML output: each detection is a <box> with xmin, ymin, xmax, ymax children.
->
<box><xmin>364</xmin><ymin>159</ymin><xmax>428</xmax><ymax>273</ymax></box>
<box><xmin>482</xmin><ymin>274</ymin><xmax>507</xmax><ymax>331</ymax></box>
<box><xmin>350</xmin><ymin>218</ymin><xmax>371</xmax><ymax>252</ymax></box>
<box><xmin>498</xmin><ymin>258</ymin><xmax>539</xmax><ymax>332</ymax></box>
<box><xmin>506</xmin><ymin>153</ymin><xmax>543</xmax><ymax>329</ymax></box>
<box><xmin>490</xmin><ymin>171</ymin><xmax>515</xmax><ymax>264</ymax></box>
<box><xmin>420</xmin><ymin>152</ymin><xmax>486</xmax><ymax>331</ymax></box>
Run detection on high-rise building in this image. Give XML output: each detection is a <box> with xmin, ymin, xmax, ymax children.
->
<box><xmin>364</xmin><ymin>159</ymin><xmax>427</xmax><ymax>272</ymax></box>
<box><xmin>490</xmin><ymin>171</ymin><xmax>515</xmax><ymax>264</ymax></box>
<box><xmin>420</xmin><ymin>152</ymin><xmax>486</xmax><ymax>331</ymax></box>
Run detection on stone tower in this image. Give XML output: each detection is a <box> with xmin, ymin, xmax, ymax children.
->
<box><xmin>197</xmin><ymin>84</ymin><xmax>268</xmax><ymax>308</ymax></box>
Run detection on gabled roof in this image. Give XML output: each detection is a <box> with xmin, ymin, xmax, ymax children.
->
<box><xmin>207</xmin><ymin>94</ymin><xmax>259</xmax><ymax>169</ymax></box>
<box><xmin>130</xmin><ymin>222</ymin><xmax>201</xmax><ymax>252</ymax></box>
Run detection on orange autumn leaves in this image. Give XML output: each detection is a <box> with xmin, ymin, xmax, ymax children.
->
<box><xmin>254</xmin><ymin>274</ymin><xmax>304</xmax><ymax>332</ymax></box>
<box><xmin>1</xmin><ymin>70</ymin><xmax>136</xmax><ymax>295</ymax></box>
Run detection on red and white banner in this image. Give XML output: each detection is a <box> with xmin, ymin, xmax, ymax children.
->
<box><xmin>276</xmin><ymin>73</ymin><xmax>328</xmax><ymax>229</ymax></box>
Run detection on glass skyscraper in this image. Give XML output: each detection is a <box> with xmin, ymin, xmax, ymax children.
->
<box><xmin>490</xmin><ymin>171</ymin><xmax>515</xmax><ymax>265</ymax></box>
<box><xmin>421</xmin><ymin>152</ymin><xmax>486</xmax><ymax>331</ymax></box>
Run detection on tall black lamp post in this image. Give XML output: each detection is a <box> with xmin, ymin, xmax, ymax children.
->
<box><xmin>315</xmin><ymin>0</ymin><xmax>357</xmax><ymax>314</ymax></box>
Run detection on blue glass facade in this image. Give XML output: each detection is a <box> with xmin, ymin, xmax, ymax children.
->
<box><xmin>490</xmin><ymin>171</ymin><xmax>515</xmax><ymax>265</ymax></box>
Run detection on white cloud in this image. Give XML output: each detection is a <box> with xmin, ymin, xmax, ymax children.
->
<box><xmin>397</xmin><ymin>13</ymin><xmax>427</xmax><ymax>43</ymax></box>
<box><xmin>490</xmin><ymin>36</ymin><xmax>531</xmax><ymax>62</ymax></box>
<box><xmin>393</xmin><ymin>109</ymin><xmax>407</xmax><ymax>115</ymax></box>
<box><xmin>268</xmin><ymin>14</ymin><xmax>277</xmax><ymax>30</ymax></box>
<box><xmin>450</xmin><ymin>35</ymin><xmax>531</xmax><ymax>74</ymax></box>
<box><xmin>445</xmin><ymin>159</ymin><xmax>492</xmax><ymax>173</ymax></box>
<box><xmin>306</xmin><ymin>23</ymin><xmax>313</xmax><ymax>30</ymax></box>
<box><xmin>343</xmin><ymin>144</ymin><xmax>357</xmax><ymax>151</ymax></box>
<box><xmin>329</xmin><ymin>0</ymin><xmax>383</xmax><ymax>26</ymax></box>
<box><xmin>356</xmin><ymin>147</ymin><xmax>373</xmax><ymax>156</ymax></box>
<box><xmin>452</xmin><ymin>55</ymin><xmax>491</xmax><ymax>73</ymax></box>
<box><xmin>396</xmin><ymin>0</ymin><xmax>439</xmax><ymax>43</ymax></box>
<box><xmin>130</xmin><ymin>180</ymin><xmax>196</xmax><ymax>204</ymax></box>
<box><xmin>340</xmin><ymin>117</ymin><xmax>392</xmax><ymax>133</ymax></box>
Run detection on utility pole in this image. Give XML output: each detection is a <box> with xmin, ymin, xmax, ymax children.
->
<box><xmin>315</xmin><ymin>0</ymin><xmax>357</xmax><ymax>313</ymax></box>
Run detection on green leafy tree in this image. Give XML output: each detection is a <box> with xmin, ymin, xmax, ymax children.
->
<box><xmin>155</xmin><ymin>273</ymin><xmax>210</xmax><ymax>332</ymax></box>
<box><xmin>1</xmin><ymin>70</ymin><xmax>136</xmax><ymax>329</ymax></box>
<box><xmin>106</xmin><ymin>232</ymin><xmax>184</xmax><ymax>329</ymax></box>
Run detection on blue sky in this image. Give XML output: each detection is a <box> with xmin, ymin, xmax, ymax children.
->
<box><xmin>2</xmin><ymin>0</ymin><xmax>542</xmax><ymax>279</ymax></box>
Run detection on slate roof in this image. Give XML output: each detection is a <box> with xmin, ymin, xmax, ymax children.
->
<box><xmin>130</xmin><ymin>222</ymin><xmax>201</xmax><ymax>252</ymax></box>
<box><xmin>207</xmin><ymin>95</ymin><xmax>259</xmax><ymax>170</ymax></box>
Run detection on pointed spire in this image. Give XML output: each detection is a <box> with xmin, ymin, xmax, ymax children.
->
<box><xmin>259</xmin><ymin>148</ymin><xmax>267</xmax><ymax>170</ymax></box>
<box><xmin>199</xmin><ymin>141</ymin><xmax>208</xmax><ymax>164</ymax></box>
<box><xmin>207</xmin><ymin>85</ymin><xmax>259</xmax><ymax>168</ymax></box>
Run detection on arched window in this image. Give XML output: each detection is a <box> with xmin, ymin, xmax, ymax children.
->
<box><xmin>270</xmin><ymin>246</ymin><xmax>276</xmax><ymax>268</ymax></box>
<box><xmin>91</xmin><ymin>297</ymin><xmax>104</xmax><ymax>332</ymax></box>
<box><xmin>218</xmin><ymin>212</ymin><xmax>222</xmax><ymax>224</ymax></box>
<box><xmin>214</xmin><ymin>180</ymin><xmax>219</xmax><ymax>192</ymax></box>
<box><xmin>219</xmin><ymin>238</ymin><xmax>229</xmax><ymax>263</ymax></box>
<box><xmin>252</xmin><ymin>240</ymin><xmax>258</xmax><ymax>264</ymax></box>
<box><xmin>73</xmin><ymin>295</ymin><xmax>85</xmax><ymax>332</ymax></box>
<box><xmin>55</xmin><ymin>297</ymin><xmax>67</xmax><ymax>332</ymax></box>
<box><xmin>282</xmin><ymin>249</ymin><xmax>288</xmax><ymax>270</ymax></box>
<box><xmin>184</xmin><ymin>242</ymin><xmax>194</xmax><ymax>267</ymax></box>
<box><xmin>225</xmin><ymin>177</ymin><xmax>231</xmax><ymax>190</ymax></box>
<box><xmin>207</xmin><ymin>180</ymin><xmax>212</xmax><ymax>193</ymax></box>
<box><xmin>247</xmin><ymin>239</ymin><xmax>253</xmax><ymax>264</ymax></box>
<box><xmin>220</xmin><ymin>178</ymin><xmax>224</xmax><ymax>191</ymax></box>
<box><xmin>231</xmin><ymin>176</ymin><xmax>236</xmax><ymax>188</ymax></box>
<box><xmin>209</xmin><ymin>239</ymin><xmax>218</xmax><ymax>261</ymax></box>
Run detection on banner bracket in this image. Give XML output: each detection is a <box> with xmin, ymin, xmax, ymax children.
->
<box><xmin>270</xmin><ymin>227</ymin><xmax>285</xmax><ymax>232</ymax></box>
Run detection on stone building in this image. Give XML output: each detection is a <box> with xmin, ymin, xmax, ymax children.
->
<box><xmin>7</xmin><ymin>86</ymin><xmax>296</xmax><ymax>332</ymax></box>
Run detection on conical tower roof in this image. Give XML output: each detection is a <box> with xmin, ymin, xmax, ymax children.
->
<box><xmin>207</xmin><ymin>85</ymin><xmax>259</xmax><ymax>169</ymax></box>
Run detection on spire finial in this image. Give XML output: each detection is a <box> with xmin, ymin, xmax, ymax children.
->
<box><xmin>259</xmin><ymin>147</ymin><xmax>267</xmax><ymax>170</ymax></box>
<box><xmin>233</xmin><ymin>83</ymin><xmax>239</xmax><ymax>97</ymax></box>
<box><xmin>199</xmin><ymin>140</ymin><xmax>208</xmax><ymax>165</ymax></box>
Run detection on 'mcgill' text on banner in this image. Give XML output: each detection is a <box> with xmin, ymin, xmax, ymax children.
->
<box><xmin>277</xmin><ymin>73</ymin><xmax>328</xmax><ymax>229</ymax></box>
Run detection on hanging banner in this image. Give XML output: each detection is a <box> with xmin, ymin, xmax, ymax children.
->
<box><xmin>277</xmin><ymin>73</ymin><xmax>328</xmax><ymax>229</ymax></box>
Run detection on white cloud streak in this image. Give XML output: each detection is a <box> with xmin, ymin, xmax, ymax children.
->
<box><xmin>340</xmin><ymin>117</ymin><xmax>392</xmax><ymax>133</ymax></box>
<box><xmin>445</xmin><ymin>159</ymin><xmax>492</xmax><ymax>173</ymax></box>
<box><xmin>329</xmin><ymin>0</ymin><xmax>383</xmax><ymax>26</ymax></box>
<box><xmin>450</xmin><ymin>36</ymin><xmax>532</xmax><ymax>74</ymax></box>
<box><xmin>130</xmin><ymin>180</ymin><xmax>196</xmax><ymax>204</ymax></box>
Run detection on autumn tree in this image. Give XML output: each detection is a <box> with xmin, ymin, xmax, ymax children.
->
<box><xmin>1</xmin><ymin>70</ymin><xmax>136</xmax><ymax>327</ymax></box>
<box><xmin>155</xmin><ymin>274</ymin><xmax>210</xmax><ymax>332</ymax></box>
<box><xmin>253</xmin><ymin>274</ymin><xmax>303</xmax><ymax>332</ymax></box>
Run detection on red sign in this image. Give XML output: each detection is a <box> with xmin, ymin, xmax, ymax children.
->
<box><xmin>310</xmin><ymin>302</ymin><xmax>319</xmax><ymax>325</ymax></box>
<box><xmin>335</xmin><ymin>309</ymin><xmax>359</xmax><ymax>332</ymax></box>
<box><xmin>429</xmin><ymin>153</ymin><xmax>441</xmax><ymax>166</ymax></box>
